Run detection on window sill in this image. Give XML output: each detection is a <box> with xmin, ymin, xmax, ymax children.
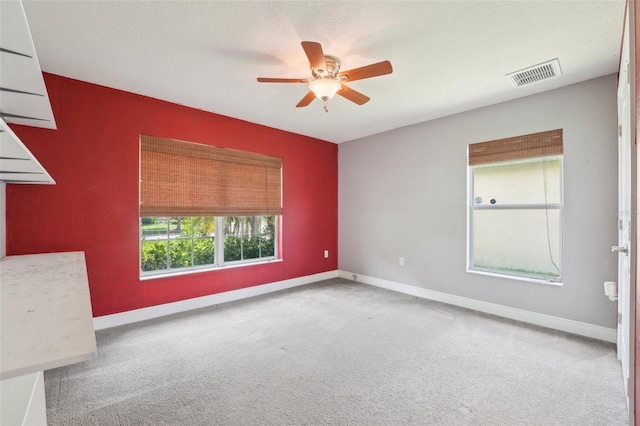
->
<box><xmin>467</xmin><ymin>268</ymin><xmax>563</xmax><ymax>287</ymax></box>
<box><xmin>140</xmin><ymin>258</ymin><xmax>283</xmax><ymax>281</ymax></box>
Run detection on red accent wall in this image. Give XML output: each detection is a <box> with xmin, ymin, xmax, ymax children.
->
<box><xmin>6</xmin><ymin>73</ymin><xmax>338</xmax><ymax>317</ymax></box>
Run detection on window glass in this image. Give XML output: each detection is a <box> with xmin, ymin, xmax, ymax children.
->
<box><xmin>469</xmin><ymin>156</ymin><xmax>562</xmax><ymax>282</ymax></box>
<box><xmin>473</xmin><ymin>158</ymin><xmax>561</xmax><ymax>206</ymax></box>
<box><xmin>140</xmin><ymin>215</ymin><xmax>277</xmax><ymax>275</ymax></box>
<box><xmin>224</xmin><ymin>216</ymin><xmax>276</xmax><ymax>263</ymax></box>
<box><xmin>472</xmin><ymin>209</ymin><xmax>561</xmax><ymax>279</ymax></box>
<box><xmin>186</xmin><ymin>217</ymin><xmax>216</xmax><ymax>266</ymax></box>
<box><xmin>140</xmin><ymin>217</ymin><xmax>171</xmax><ymax>272</ymax></box>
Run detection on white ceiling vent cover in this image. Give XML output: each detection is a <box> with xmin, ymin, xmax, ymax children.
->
<box><xmin>506</xmin><ymin>59</ymin><xmax>562</xmax><ymax>87</ymax></box>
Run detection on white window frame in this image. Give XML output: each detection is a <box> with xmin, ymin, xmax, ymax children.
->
<box><xmin>140</xmin><ymin>215</ymin><xmax>280</xmax><ymax>279</ymax></box>
<box><xmin>466</xmin><ymin>156</ymin><xmax>564</xmax><ymax>285</ymax></box>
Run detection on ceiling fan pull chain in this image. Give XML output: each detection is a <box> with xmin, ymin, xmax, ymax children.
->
<box><xmin>323</xmin><ymin>102</ymin><xmax>329</xmax><ymax>113</ymax></box>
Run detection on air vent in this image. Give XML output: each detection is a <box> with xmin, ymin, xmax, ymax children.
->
<box><xmin>506</xmin><ymin>59</ymin><xmax>562</xmax><ymax>87</ymax></box>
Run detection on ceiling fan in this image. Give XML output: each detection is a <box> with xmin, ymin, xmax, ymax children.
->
<box><xmin>257</xmin><ymin>41</ymin><xmax>393</xmax><ymax>110</ymax></box>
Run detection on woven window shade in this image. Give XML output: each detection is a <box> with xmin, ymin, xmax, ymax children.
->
<box><xmin>468</xmin><ymin>129</ymin><xmax>563</xmax><ymax>166</ymax></box>
<box><xmin>140</xmin><ymin>135</ymin><xmax>282</xmax><ymax>217</ymax></box>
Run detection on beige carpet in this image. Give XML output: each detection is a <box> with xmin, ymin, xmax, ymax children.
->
<box><xmin>45</xmin><ymin>278</ymin><xmax>628</xmax><ymax>425</ymax></box>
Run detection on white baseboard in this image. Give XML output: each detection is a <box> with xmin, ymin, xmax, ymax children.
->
<box><xmin>338</xmin><ymin>271</ymin><xmax>617</xmax><ymax>343</ymax></box>
<box><xmin>93</xmin><ymin>270</ymin><xmax>339</xmax><ymax>330</ymax></box>
<box><xmin>94</xmin><ymin>269</ymin><xmax>616</xmax><ymax>343</ymax></box>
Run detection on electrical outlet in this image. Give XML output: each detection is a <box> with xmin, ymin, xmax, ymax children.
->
<box><xmin>399</xmin><ymin>257</ymin><xmax>405</xmax><ymax>266</ymax></box>
<box><xmin>324</xmin><ymin>250</ymin><xmax>329</xmax><ymax>258</ymax></box>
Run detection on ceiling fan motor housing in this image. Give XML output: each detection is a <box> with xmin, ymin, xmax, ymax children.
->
<box><xmin>312</xmin><ymin>55</ymin><xmax>341</xmax><ymax>79</ymax></box>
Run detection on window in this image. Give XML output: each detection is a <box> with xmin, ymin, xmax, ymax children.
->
<box><xmin>139</xmin><ymin>135</ymin><xmax>282</xmax><ymax>276</ymax></box>
<box><xmin>222</xmin><ymin>216</ymin><xmax>277</xmax><ymax>262</ymax></box>
<box><xmin>467</xmin><ymin>129</ymin><xmax>563</xmax><ymax>283</ymax></box>
<box><xmin>140</xmin><ymin>215</ymin><xmax>277</xmax><ymax>273</ymax></box>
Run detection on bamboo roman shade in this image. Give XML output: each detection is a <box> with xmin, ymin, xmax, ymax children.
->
<box><xmin>140</xmin><ymin>135</ymin><xmax>282</xmax><ymax>217</ymax></box>
<box><xmin>468</xmin><ymin>129</ymin><xmax>563</xmax><ymax>166</ymax></box>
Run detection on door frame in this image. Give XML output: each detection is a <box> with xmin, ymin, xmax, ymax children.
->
<box><xmin>627</xmin><ymin>0</ymin><xmax>638</xmax><ymax>425</ymax></box>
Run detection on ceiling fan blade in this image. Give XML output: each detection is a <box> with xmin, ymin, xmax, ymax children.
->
<box><xmin>296</xmin><ymin>91</ymin><xmax>316</xmax><ymax>108</ymax></box>
<box><xmin>301</xmin><ymin>41</ymin><xmax>327</xmax><ymax>75</ymax></box>
<box><xmin>337</xmin><ymin>84</ymin><xmax>370</xmax><ymax>105</ymax></box>
<box><xmin>257</xmin><ymin>77</ymin><xmax>309</xmax><ymax>83</ymax></box>
<box><xmin>338</xmin><ymin>60</ymin><xmax>393</xmax><ymax>82</ymax></box>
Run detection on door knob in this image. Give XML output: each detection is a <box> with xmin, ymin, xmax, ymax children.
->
<box><xmin>612</xmin><ymin>245</ymin><xmax>628</xmax><ymax>254</ymax></box>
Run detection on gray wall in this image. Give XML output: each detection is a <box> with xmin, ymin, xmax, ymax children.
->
<box><xmin>339</xmin><ymin>74</ymin><xmax>618</xmax><ymax>328</ymax></box>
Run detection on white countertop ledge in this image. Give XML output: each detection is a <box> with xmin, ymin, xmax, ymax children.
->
<box><xmin>1</xmin><ymin>252</ymin><xmax>97</xmax><ymax>380</ymax></box>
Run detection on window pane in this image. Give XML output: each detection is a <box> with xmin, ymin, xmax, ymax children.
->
<box><xmin>260</xmin><ymin>234</ymin><xmax>275</xmax><ymax>257</ymax></box>
<box><xmin>223</xmin><ymin>216</ymin><xmax>276</xmax><ymax>263</ymax></box>
<box><xmin>193</xmin><ymin>237</ymin><xmax>215</xmax><ymax>266</ymax></box>
<box><xmin>224</xmin><ymin>236</ymin><xmax>242</xmax><ymax>262</ymax></box>
<box><xmin>141</xmin><ymin>217</ymin><xmax>170</xmax><ymax>238</ymax></box>
<box><xmin>473</xmin><ymin>209</ymin><xmax>561</xmax><ymax>278</ymax></box>
<box><xmin>141</xmin><ymin>239</ymin><xmax>168</xmax><ymax>271</ymax></box>
<box><xmin>243</xmin><ymin>236</ymin><xmax>261</xmax><ymax>259</ymax></box>
<box><xmin>260</xmin><ymin>216</ymin><xmax>276</xmax><ymax>257</ymax></box>
<box><xmin>473</xmin><ymin>158</ymin><xmax>561</xmax><ymax>206</ymax></box>
<box><xmin>188</xmin><ymin>217</ymin><xmax>216</xmax><ymax>267</ymax></box>
<box><xmin>141</xmin><ymin>217</ymin><xmax>217</xmax><ymax>272</ymax></box>
<box><xmin>169</xmin><ymin>237</ymin><xmax>192</xmax><ymax>269</ymax></box>
<box><xmin>189</xmin><ymin>217</ymin><xmax>215</xmax><ymax>237</ymax></box>
<box><xmin>140</xmin><ymin>217</ymin><xmax>171</xmax><ymax>272</ymax></box>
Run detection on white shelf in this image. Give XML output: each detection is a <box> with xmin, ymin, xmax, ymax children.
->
<box><xmin>1</xmin><ymin>0</ymin><xmax>57</xmax><ymax>184</ymax></box>
<box><xmin>0</xmin><ymin>0</ymin><xmax>57</xmax><ymax>129</ymax></box>
<box><xmin>0</xmin><ymin>118</ymin><xmax>55</xmax><ymax>184</ymax></box>
<box><xmin>1</xmin><ymin>251</ymin><xmax>97</xmax><ymax>380</ymax></box>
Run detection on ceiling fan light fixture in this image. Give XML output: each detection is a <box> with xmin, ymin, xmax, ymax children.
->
<box><xmin>309</xmin><ymin>78</ymin><xmax>341</xmax><ymax>101</ymax></box>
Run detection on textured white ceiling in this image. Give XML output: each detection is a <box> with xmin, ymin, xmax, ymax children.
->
<box><xmin>22</xmin><ymin>0</ymin><xmax>625</xmax><ymax>143</ymax></box>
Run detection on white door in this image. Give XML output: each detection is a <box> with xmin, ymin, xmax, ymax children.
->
<box><xmin>615</xmin><ymin>20</ymin><xmax>632</xmax><ymax>408</ymax></box>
